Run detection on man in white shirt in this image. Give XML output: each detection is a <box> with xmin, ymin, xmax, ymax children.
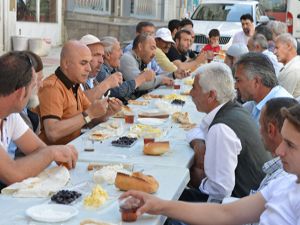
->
<box><xmin>0</xmin><ymin>51</ymin><xmax>78</xmax><ymax>189</ymax></box>
<box><xmin>235</xmin><ymin>52</ymin><xmax>292</xmax><ymax>124</ymax></box>
<box><xmin>275</xmin><ymin>33</ymin><xmax>300</xmax><ymax>98</ymax></box>
<box><xmin>184</xmin><ymin>62</ymin><xmax>270</xmax><ymax>203</ymax></box>
<box><xmin>247</xmin><ymin>33</ymin><xmax>283</xmax><ymax>76</ymax></box>
<box><xmin>121</xmin><ymin>103</ymin><xmax>300</xmax><ymax>225</ymax></box>
<box><xmin>232</xmin><ymin>14</ymin><xmax>255</xmax><ymax>45</ymax></box>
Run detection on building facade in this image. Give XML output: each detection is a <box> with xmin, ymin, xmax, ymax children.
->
<box><xmin>1</xmin><ymin>0</ymin><xmax>199</xmax><ymax>53</ymax></box>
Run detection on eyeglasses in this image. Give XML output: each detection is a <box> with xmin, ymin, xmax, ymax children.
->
<box><xmin>15</xmin><ymin>53</ymin><xmax>34</xmax><ymax>90</ymax></box>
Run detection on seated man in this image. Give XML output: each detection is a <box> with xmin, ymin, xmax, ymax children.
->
<box><xmin>275</xmin><ymin>33</ymin><xmax>300</xmax><ymax>98</ymax></box>
<box><xmin>166</xmin><ymin>30</ymin><xmax>206</xmax><ymax>72</ymax></box>
<box><xmin>123</xmin><ymin>21</ymin><xmax>163</xmax><ymax>75</ymax></box>
<box><xmin>235</xmin><ymin>52</ymin><xmax>293</xmax><ymax>124</ymax></box>
<box><xmin>8</xmin><ymin>51</ymin><xmax>44</xmax><ymax>159</ymax></box>
<box><xmin>224</xmin><ymin>43</ymin><xmax>248</xmax><ymax>70</ymax></box>
<box><xmin>186</xmin><ymin>62</ymin><xmax>270</xmax><ymax>202</ymax></box>
<box><xmin>121</xmin><ymin>103</ymin><xmax>300</xmax><ymax>225</ymax></box>
<box><xmin>120</xmin><ymin>34</ymin><xmax>174</xmax><ymax>97</ymax></box>
<box><xmin>96</xmin><ymin>36</ymin><xmax>155</xmax><ymax>102</ymax></box>
<box><xmin>0</xmin><ymin>51</ymin><xmax>77</xmax><ymax>189</ymax></box>
<box><xmin>38</xmin><ymin>40</ymin><xmax>121</xmax><ymax>145</ymax></box>
<box><xmin>247</xmin><ymin>33</ymin><xmax>283</xmax><ymax>76</ymax></box>
<box><xmin>79</xmin><ymin>34</ymin><xmax>123</xmax><ymax>102</ymax></box>
<box><xmin>154</xmin><ymin>28</ymin><xmax>189</xmax><ymax>79</ymax></box>
<box><xmin>155</xmin><ymin>28</ymin><xmax>178</xmax><ymax>73</ymax></box>
<box><xmin>254</xmin><ymin>97</ymin><xmax>298</xmax><ymax>192</ymax></box>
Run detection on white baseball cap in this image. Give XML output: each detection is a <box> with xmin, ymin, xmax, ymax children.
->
<box><xmin>80</xmin><ymin>34</ymin><xmax>101</xmax><ymax>46</ymax></box>
<box><xmin>155</xmin><ymin>28</ymin><xmax>175</xmax><ymax>44</ymax></box>
<box><xmin>226</xmin><ymin>44</ymin><xmax>249</xmax><ymax>58</ymax></box>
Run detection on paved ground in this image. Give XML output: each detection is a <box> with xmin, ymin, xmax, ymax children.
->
<box><xmin>29</xmin><ymin>46</ymin><xmax>61</xmax><ymax>108</ymax></box>
<box><xmin>41</xmin><ymin>46</ymin><xmax>61</xmax><ymax>78</ymax></box>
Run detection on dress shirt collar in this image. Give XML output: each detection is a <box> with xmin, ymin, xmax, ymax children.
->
<box><xmin>255</xmin><ymin>86</ymin><xmax>282</xmax><ymax>111</ymax></box>
<box><xmin>262</xmin><ymin>156</ymin><xmax>282</xmax><ymax>175</ymax></box>
<box><xmin>200</xmin><ymin>103</ymin><xmax>226</xmax><ymax>133</ymax></box>
<box><xmin>103</xmin><ymin>62</ymin><xmax>116</xmax><ymax>74</ymax></box>
<box><xmin>55</xmin><ymin>67</ymin><xmax>78</xmax><ymax>90</ymax></box>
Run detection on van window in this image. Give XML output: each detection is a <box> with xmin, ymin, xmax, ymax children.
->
<box><xmin>260</xmin><ymin>0</ymin><xmax>287</xmax><ymax>12</ymax></box>
<box><xmin>260</xmin><ymin>0</ymin><xmax>287</xmax><ymax>21</ymax></box>
<box><xmin>191</xmin><ymin>3</ymin><xmax>253</xmax><ymax>22</ymax></box>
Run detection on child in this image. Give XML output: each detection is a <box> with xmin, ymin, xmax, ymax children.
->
<box><xmin>202</xmin><ymin>29</ymin><xmax>221</xmax><ymax>53</ymax></box>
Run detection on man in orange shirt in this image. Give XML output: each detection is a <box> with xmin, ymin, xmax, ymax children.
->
<box><xmin>38</xmin><ymin>40</ymin><xmax>121</xmax><ymax>145</ymax></box>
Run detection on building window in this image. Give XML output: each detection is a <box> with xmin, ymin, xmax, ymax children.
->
<box><xmin>17</xmin><ymin>0</ymin><xmax>57</xmax><ymax>23</ymax></box>
<box><xmin>17</xmin><ymin>0</ymin><xmax>37</xmax><ymax>22</ymax></box>
<box><xmin>40</xmin><ymin>0</ymin><xmax>57</xmax><ymax>22</ymax></box>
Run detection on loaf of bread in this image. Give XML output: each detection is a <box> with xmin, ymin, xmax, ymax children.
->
<box><xmin>143</xmin><ymin>141</ymin><xmax>170</xmax><ymax>156</ymax></box>
<box><xmin>115</xmin><ymin>172</ymin><xmax>159</xmax><ymax>193</ymax></box>
<box><xmin>138</xmin><ymin>112</ymin><xmax>169</xmax><ymax>119</ymax></box>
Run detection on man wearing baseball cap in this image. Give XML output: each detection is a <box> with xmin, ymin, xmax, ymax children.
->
<box><xmin>79</xmin><ymin>34</ymin><xmax>123</xmax><ymax>103</ymax></box>
<box><xmin>155</xmin><ymin>28</ymin><xmax>189</xmax><ymax>78</ymax></box>
<box><xmin>155</xmin><ymin>28</ymin><xmax>177</xmax><ymax>73</ymax></box>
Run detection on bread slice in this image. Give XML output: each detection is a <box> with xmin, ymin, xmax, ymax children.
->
<box><xmin>143</xmin><ymin>141</ymin><xmax>170</xmax><ymax>156</ymax></box>
<box><xmin>115</xmin><ymin>172</ymin><xmax>159</xmax><ymax>193</ymax></box>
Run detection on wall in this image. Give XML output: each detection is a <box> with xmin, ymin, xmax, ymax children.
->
<box><xmin>64</xmin><ymin>11</ymin><xmax>167</xmax><ymax>45</ymax></box>
<box><xmin>15</xmin><ymin>0</ymin><xmax>63</xmax><ymax>46</ymax></box>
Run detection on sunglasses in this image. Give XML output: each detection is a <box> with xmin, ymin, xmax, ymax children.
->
<box><xmin>15</xmin><ymin>53</ymin><xmax>34</xmax><ymax>90</ymax></box>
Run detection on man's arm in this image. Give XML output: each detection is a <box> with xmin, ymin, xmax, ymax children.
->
<box><xmin>200</xmin><ymin>124</ymin><xmax>242</xmax><ymax>200</ymax></box>
<box><xmin>1</xmin><ymin>131</ymin><xmax>78</xmax><ymax>185</ymax></box>
<box><xmin>43</xmin><ymin>99</ymin><xmax>108</xmax><ymax>144</ymax></box>
<box><xmin>120</xmin><ymin>54</ymin><xmax>159</xmax><ymax>91</ymax></box>
<box><xmin>15</xmin><ymin>129</ymin><xmax>46</xmax><ymax>154</ymax></box>
<box><xmin>121</xmin><ymin>190</ymin><xmax>265</xmax><ymax>225</ymax></box>
<box><xmin>84</xmin><ymin>72</ymin><xmax>123</xmax><ymax>102</ymax></box>
<box><xmin>172</xmin><ymin>51</ymin><xmax>207</xmax><ymax>72</ymax></box>
<box><xmin>189</xmin><ymin>139</ymin><xmax>206</xmax><ymax>188</ymax></box>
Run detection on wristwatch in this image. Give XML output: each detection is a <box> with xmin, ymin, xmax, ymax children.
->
<box><xmin>82</xmin><ymin>111</ymin><xmax>91</xmax><ymax>124</ymax></box>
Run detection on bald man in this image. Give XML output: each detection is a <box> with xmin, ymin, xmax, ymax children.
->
<box><xmin>38</xmin><ymin>40</ymin><xmax>111</xmax><ymax>145</ymax></box>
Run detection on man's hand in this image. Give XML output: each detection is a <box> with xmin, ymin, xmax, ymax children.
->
<box><xmin>86</xmin><ymin>98</ymin><xmax>108</xmax><ymax>119</ymax></box>
<box><xmin>120</xmin><ymin>190</ymin><xmax>165</xmax><ymax>216</ymax></box>
<box><xmin>52</xmin><ymin>145</ymin><xmax>78</xmax><ymax>169</ymax></box>
<box><xmin>161</xmin><ymin>76</ymin><xmax>174</xmax><ymax>86</ymax></box>
<box><xmin>135</xmin><ymin>70</ymin><xmax>155</xmax><ymax>87</ymax></box>
<box><xmin>141</xmin><ymin>70</ymin><xmax>156</xmax><ymax>82</ymax></box>
<box><xmin>174</xmin><ymin>68</ymin><xmax>190</xmax><ymax>79</ymax></box>
<box><xmin>195</xmin><ymin>51</ymin><xmax>207</xmax><ymax>64</ymax></box>
<box><xmin>106</xmin><ymin>97</ymin><xmax>123</xmax><ymax>116</ymax></box>
<box><xmin>104</xmin><ymin>72</ymin><xmax>123</xmax><ymax>89</ymax></box>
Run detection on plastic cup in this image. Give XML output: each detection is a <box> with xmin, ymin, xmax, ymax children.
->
<box><xmin>83</xmin><ymin>136</ymin><xmax>94</xmax><ymax>152</ymax></box>
<box><xmin>119</xmin><ymin>196</ymin><xmax>141</xmax><ymax>222</ymax></box>
<box><xmin>124</xmin><ymin>114</ymin><xmax>134</xmax><ymax>124</ymax></box>
<box><xmin>173</xmin><ymin>84</ymin><xmax>181</xmax><ymax>89</ymax></box>
<box><xmin>144</xmin><ymin>138</ymin><xmax>155</xmax><ymax>145</ymax></box>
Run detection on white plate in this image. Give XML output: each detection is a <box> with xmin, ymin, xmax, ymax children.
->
<box><xmin>26</xmin><ymin>204</ymin><xmax>78</xmax><ymax>222</ymax></box>
<box><xmin>137</xmin><ymin>118</ymin><xmax>166</xmax><ymax>126</ymax></box>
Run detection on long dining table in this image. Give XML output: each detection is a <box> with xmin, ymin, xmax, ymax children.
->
<box><xmin>0</xmin><ymin>78</ymin><xmax>206</xmax><ymax>225</ymax></box>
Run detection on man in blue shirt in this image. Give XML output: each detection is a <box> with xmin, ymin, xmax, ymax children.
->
<box><xmin>234</xmin><ymin>52</ymin><xmax>293</xmax><ymax>124</ymax></box>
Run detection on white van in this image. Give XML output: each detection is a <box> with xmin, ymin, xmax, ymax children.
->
<box><xmin>191</xmin><ymin>0</ymin><xmax>266</xmax><ymax>51</ymax></box>
<box><xmin>260</xmin><ymin>0</ymin><xmax>300</xmax><ymax>40</ymax></box>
